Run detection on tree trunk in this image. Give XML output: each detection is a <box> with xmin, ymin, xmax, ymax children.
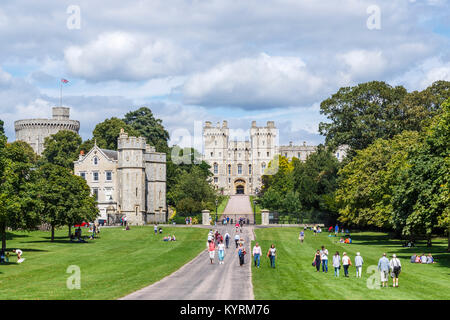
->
<box><xmin>1</xmin><ymin>222</ymin><xmax>6</xmax><ymax>252</ymax></box>
<box><xmin>447</xmin><ymin>227</ymin><xmax>450</xmax><ymax>252</ymax></box>
<box><xmin>51</xmin><ymin>225</ymin><xmax>55</xmax><ymax>242</ymax></box>
<box><xmin>426</xmin><ymin>233</ymin><xmax>432</xmax><ymax>247</ymax></box>
<box><xmin>68</xmin><ymin>225</ymin><xmax>72</xmax><ymax>238</ymax></box>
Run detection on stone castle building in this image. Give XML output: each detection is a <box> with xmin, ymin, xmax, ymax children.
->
<box><xmin>15</xmin><ymin>107</ymin><xmax>80</xmax><ymax>155</ymax></box>
<box><xmin>74</xmin><ymin>129</ymin><xmax>167</xmax><ymax>225</ymax></box>
<box><xmin>203</xmin><ymin>120</ymin><xmax>348</xmax><ymax>196</ymax></box>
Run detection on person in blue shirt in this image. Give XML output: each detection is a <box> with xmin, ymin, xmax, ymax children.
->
<box><xmin>378</xmin><ymin>253</ymin><xmax>390</xmax><ymax>287</ymax></box>
<box><xmin>334</xmin><ymin>224</ymin><xmax>339</xmax><ymax>236</ymax></box>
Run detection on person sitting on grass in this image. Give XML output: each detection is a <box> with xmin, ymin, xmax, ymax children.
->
<box><xmin>163</xmin><ymin>236</ymin><xmax>169</xmax><ymax>242</ymax></box>
<box><xmin>159</xmin><ymin>227</ymin><xmax>163</xmax><ymax>234</ymax></box>
<box><xmin>415</xmin><ymin>254</ymin><xmax>421</xmax><ymax>263</ymax></box>
<box><xmin>339</xmin><ymin>238</ymin><xmax>345</xmax><ymax>243</ymax></box>
<box><xmin>13</xmin><ymin>249</ymin><xmax>23</xmax><ymax>261</ymax></box>
<box><xmin>410</xmin><ymin>254</ymin><xmax>417</xmax><ymax>263</ymax></box>
<box><xmin>420</xmin><ymin>254</ymin><xmax>427</xmax><ymax>264</ymax></box>
<box><xmin>171</xmin><ymin>235</ymin><xmax>176</xmax><ymax>241</ymax></box>
<box><xmin>426</xmin><ymin>254</ymin><xmax>434</xmax><ymax>264</ymax></box>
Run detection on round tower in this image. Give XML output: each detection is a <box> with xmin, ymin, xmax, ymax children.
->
<box><xmin>14</xmin><ymin>107</ymin><xmax>80</xmax><ymax>155</ymax></box>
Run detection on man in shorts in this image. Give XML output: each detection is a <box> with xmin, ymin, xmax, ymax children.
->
<box><xmin>378</xmin><ymin>253</ymin><xmax>390</xmax><ymax>287</ymax></box>
<box><xmin>208</xmin><ymin>240</ymin><xmax>216</xmax><ymax>264</ymax></box>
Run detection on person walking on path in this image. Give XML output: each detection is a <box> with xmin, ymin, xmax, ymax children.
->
<box><xmin>320</xmin><ymin>246</ymin><xmax>329</xmax><ymax>272</ymax></box>
<box><xmin>224</xmin><ymin>232</ymin><xmax>230</xmax><ymax>249</ymax></box>
<box><xmin>234</xmin><ymin>233</ymin><xmax>240</xmax><ymax>248</ymax></box>
<box><xmin>218</xmin><ymin>240</ymin><xmax>225</xmax><ymax>265</ymax></box>
<box><xmin>252</xmin><ymin>242</ymin><xmax>262</xmax><ymax>268</ymax></box>
<box><xmin>333</xmin><ymin>251</ymin><xmax>341</xmax><ymax>277</ymax></box>
<box><xmin>390</xmin><ymin>254</ymin><xmax>402</xmax><ymax>287</ymax></box>
<box><xmin>342</xmin><ymin>252</ymin><xmax>351</xmax><ymax>277</ymax></box>
<box><xmin>355</xmin><ymin>252</ymin><xmax>364</xmax><ymax>278</ymax></box>
<box><xmin>299</xmin><ymin>230</ymin><xmax>305</xmax><ymax>243</ymax></box>
<box><xmin>313</xmin><ymin>250</ymin><xmax>321</xmax><ymax>272</ymax></box>
<box><xmin>378</xmin><ymin>253</ymin><xmax>390</xmax><ymax>287</ymax></box>
<box><xmin>237</xmin><ymin>243</ymin><xmax>246</xmax><ymax>266</ymax></box>
<box><xmin>267</xmin><ymin>244</ymin><xmax>276</xmax><ymax>268</ymax></box>
<box><xmin>208</xmin><ymin>240</ymin><xmax>216</xmax><ymax>264</ymax></box>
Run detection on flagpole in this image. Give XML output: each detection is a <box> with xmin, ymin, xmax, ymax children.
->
<box><xmin>60</xmin><ymin>80</ymin><xmax>62</xmax><ymax>107</ymax></box>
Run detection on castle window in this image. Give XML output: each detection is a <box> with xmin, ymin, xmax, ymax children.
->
<box><xmin>249</xmin><ymin>178</ymin><xmax>252</xmax><ymax>183</ymax></box>
<box><xmin>261</xmin><ymin>163</ymin><xmax>266</xmax><ymax>173</ymax></box>
<box><xmin>248</xmin><ymin>164</ymin><xmax>252</xmax><ymax>175</ymax></box>
<box><xmin>228</xmin><ymin>178</ymin><xmax>231</xmax><ymax>183</ymax></box>
<box><xmin>210</xmin><ymin>152</ymin><xmax>213</xmax><ymax>157</ymax></box>
<box><xmin>106</xmin><ymin>171</ymin><xmax>112</xmax><ymax>181</ymax></box>
<box><xmin>337</xmin><ymin>153</ymin><xmax>340</xmax><ymax>159</ymax></box>
<box><xmin>262</xmin><ymin>141</ymin><xmax>265</xmax><ymax>146</ymax></box>
<box><xmin>267</xmin><ymin>152</ymin><xmax>270</xmax><ymax>157</ymax></box>
<box><xmin>258</xmin><ymin>152</ymin><xmax>260</xmax><ymax>157</ymax></box>
<box><xmin>214</xmin><ymin>177</ymin><xmax>218</xmax><ymax>183</ymax></box>
<box><xmin>92</xmin><ymin>188</ymin><xmax>98</xmax><ymax>201</ymax></box>
<box><xmin>93</xmin><ymin>172</ymin><xmax>99</xmax><ymax>181</ymax></box>
<box><xmin>215</xmin><ymin>140</ymin><xmax>217</xmax><ymax>146</ymax></box>
<box><xmin>228</xmin><ymin>164</ymin><xmax>231</xmax><ymax>175</ymax></box>
<box><xmin>238</xmin><ymin>164</ymin><xmax>242</xmax><ymax>175</ymax></box>
<box><xmin>285</xmin><ymin>153</ymin><xmax>287</xmax><ymax>157</ymax></box>
<box><xmin>298</xmin><ymin>152</ymin><xmax>301</xmax><ymax>158</ymax></box>
<box><xmin>80</xmin><ymin>172</ymin><xmax>86</xmax><ymax>180</ymax></box>
<box><xmin>105</xmin><ymin>188</ymin><xmax>113</xmax><ymax>201</ymax></box>
<box><xmin>93</xmin><ymin>157</ymin><xmax>98</xmax><ymax>165</ymax></box>
<box><xmin>213</xmin><ymin>163</ymin><xmax>218</xmax><ymax>174</ymax></box>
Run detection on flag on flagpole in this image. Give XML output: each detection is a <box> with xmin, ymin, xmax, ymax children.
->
<box><xmin>61</xmin><ymin>78</ymin><xmax>69</xmax><ymax>83</ymax></box>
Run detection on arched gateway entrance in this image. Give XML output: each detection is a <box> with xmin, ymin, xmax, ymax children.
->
<box><xmin>234</xmin><ymin>179</ymin><xmax>246</xmax><ymax>195</ymax></box>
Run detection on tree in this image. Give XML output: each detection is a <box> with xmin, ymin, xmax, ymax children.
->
<box><xmin>0</xmin><ymin>140</ymin><xmax>43</xmax><ymax>251</ymax></box>
<box><xmin>37</xmin><ymin>163</ymin><xmax>98</xmax><ymax>241</ymax></box>
<box><xmin>335</xmin><ymin>131</ymin><xmax>421</xmax><ymax>229</ymax></box>
<box><xmin>123</xmin><ymin>107</ymin><xmax>170</xmax><ymax>153</ymax></box>
<box><xmin>293</xmin><ymin>145</ymin><xmax>340</xmax><ymax>214</ymax></box>
<box><xmin>41</xmin><ymin>130</ymin><xmax>82</xmax><ymax>169</ymax></box>
<box><xmin>169</xmin><ymin>166</ymin><xmax>217</xmax><ymax>215</ymax></box>
<box><xmin>391</xmin><ymin>99</ymin><xmax>450</xmax><ymax>247</ymax></box>
<box><xmin>92</xmin><ymin>117</ymin><xmax>138</xmax><ymax>150</ymax></box>
<box><xmin>319</xmin><ymin>80</ymin><xmax>450</xmax><ymax>156</ymax></box>
<box><xmin>319</xmin><ymin>81</ymin><xmax>407</xmax><ymax>153</ymax></box>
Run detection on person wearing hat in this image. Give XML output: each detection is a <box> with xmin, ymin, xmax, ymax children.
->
<box><xmin>355</xmin><ymin>252</ymin><xmax>364</xmax><ymax>278</ymax></box>
<box><xmin>378</xmin><ymin>253</ymin><xmax>390</xmax><ymax>287</ymax></box>
<box><xmin>389</xmin><ymin>254</ymin><xmax>402</xmax><ymax>287</ymax></box>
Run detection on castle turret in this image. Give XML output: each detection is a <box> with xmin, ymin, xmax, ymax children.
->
<box><xmin>117</xmin><ymin>129</ymin><xmax>147</xmax><ymax>225</ymax></box>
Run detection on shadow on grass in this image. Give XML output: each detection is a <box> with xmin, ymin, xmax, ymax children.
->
<box><xmin>25</xmin><ymin>239</ymin><xmax>94</xmax><ymax>244</ymax></box>
<box><xmin>5</xmin><ymin>232</ymin><xmax>30</xmax><ymax>240</ymax></box>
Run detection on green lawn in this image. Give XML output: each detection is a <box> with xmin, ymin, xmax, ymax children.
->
<box><xmin>252</xmin><ymin>228</ymin><xmax>450</xmax><ymax>299</ymax></box>
<box><xmin>0</xmin><ymin>226</ymin><xmax>207</xmax><ymax>299</ymax></box>
<box><xmin>217</xmin><ymin>196</ymin><xmax>230</xmax><ymax>218</ymax></box>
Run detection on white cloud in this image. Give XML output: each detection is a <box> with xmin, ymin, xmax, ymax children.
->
<box><xmin>183</xmin><ymin>53</ymin><xmax>325</xmax><ymax>109</ymax></box>
<box><xmin>337</xmin><ymin>50</ymin><xmax>387</xmax><ymax>82</ymax></box>
<box><xmin>64</xmin><ymin>32</ymin><xmax>190</xmax><ymax>81</ymax></box>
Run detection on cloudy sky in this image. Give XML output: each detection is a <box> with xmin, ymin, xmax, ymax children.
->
<box><xmin>0</xmin><ymin>0</ymin><xmax>449</xmax><ymax>147</ymax></box>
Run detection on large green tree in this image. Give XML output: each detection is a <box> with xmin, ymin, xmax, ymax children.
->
<box><xmin>92</xmin><ymin>117</ymin><xmax>138</xmax><ymax>150</ymax></box>
<box><xmin>293</xmin><ymin>145</ymin><xmax>341</xmax><ymax>215</ymax></box>
<box><xmin>169</xmin><ymin>166</ymin><xmax>216</xmax><ymax>215</ymax></box>
<box><xmin>391</xmin><ymin>99</ymin><xmax>450</xmax><ymax>247</ymax></box>
<box><xmin>319</xmin><ymin>80</ymin><xmax>450</xmax><ymax>156</ymax></box>
<box><xmin>335</xmin><ymin>131</ymin><xmax>421</xmax><ymax>229</ymax></box>
<box><xmin>0</xmin><ymin>140</ymin><xmax>42</xmax><ymax>251</ymax></box>
<box><xmin>123</xmin><ymin>107</ymin><xmax>170</xmax><ymax>153</ymax></box>
<box><xmin>41</xmin><ymin>130</ymin><xmax>82</xmax><ymax>169</ymax></box>
<box><xmin>37</xmin><ymin>163</ymin><xmax>99</xmax><ymax>241</ymax></box>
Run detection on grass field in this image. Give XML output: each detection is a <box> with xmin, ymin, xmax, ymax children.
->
<box><xmin>0</xmin><ymin>226</ymin><xmax>207</xmax><ymax>299</ymax></box>
<box><xmin>252</xmin><ymin>227</ymin><xmax>450</xmax><ymax>300</ymax></box>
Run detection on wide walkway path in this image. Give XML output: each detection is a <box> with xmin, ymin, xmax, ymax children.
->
<box><xmin>120</xmin><ymin>224</ymin><xmax>255</xmax><ymax>300</ymax></box>
<box><xmin>222</xmin><ymin>195</ymin><xmax>254</xmax><ymax>224</ymax></box>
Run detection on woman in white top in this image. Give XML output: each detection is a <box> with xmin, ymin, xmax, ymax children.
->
<box><xmin>354</xmin><ymin>252</ymin><xmax>364</xmax><ymax>278</ymax></box>
<box><xmin>342</xmin><ymin>252</ymin><xmax>351</xmax><ymax>277</ymax></box>
<box><xmin>218</xmin><ymin>240</ymin><xmax>225</xmax><ymax>264</ymax></box>
<box><xmin>267</xmin><ymin>244</ymin><xmax>276</xmax><ymax>268</ymax></box>
<box><xmin>332</xmin><ymin>251</ymin><xmax>341</xmax><ymax>277</ymax></box>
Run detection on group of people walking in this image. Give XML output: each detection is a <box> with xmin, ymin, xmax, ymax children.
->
<box><xmin>312</xmin><ymin>246</ymin><xmax>402</xmax><ymax>287</ymax></box>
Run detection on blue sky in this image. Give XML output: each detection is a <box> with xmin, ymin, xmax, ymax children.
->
<box><xmin>0</xmin><ymin>0</ymin><xmax>449</xmax><ymax>147</ymax></box>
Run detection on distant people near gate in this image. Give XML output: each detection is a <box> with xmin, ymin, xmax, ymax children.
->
<box><xmin>224</xmin><ymin>232</ymin><xmax>230</xmax><ymax>249</ymax></box>
<box><xmin>234</xmin><ymin>233</ymin><xmax>240</xmax><ymax>248</ymax></box>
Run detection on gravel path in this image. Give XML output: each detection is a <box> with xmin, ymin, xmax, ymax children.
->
<box><xmin>120</xmin><ymin>224</ymin><xmax>255</xmax><ymax>300</ymax></box>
